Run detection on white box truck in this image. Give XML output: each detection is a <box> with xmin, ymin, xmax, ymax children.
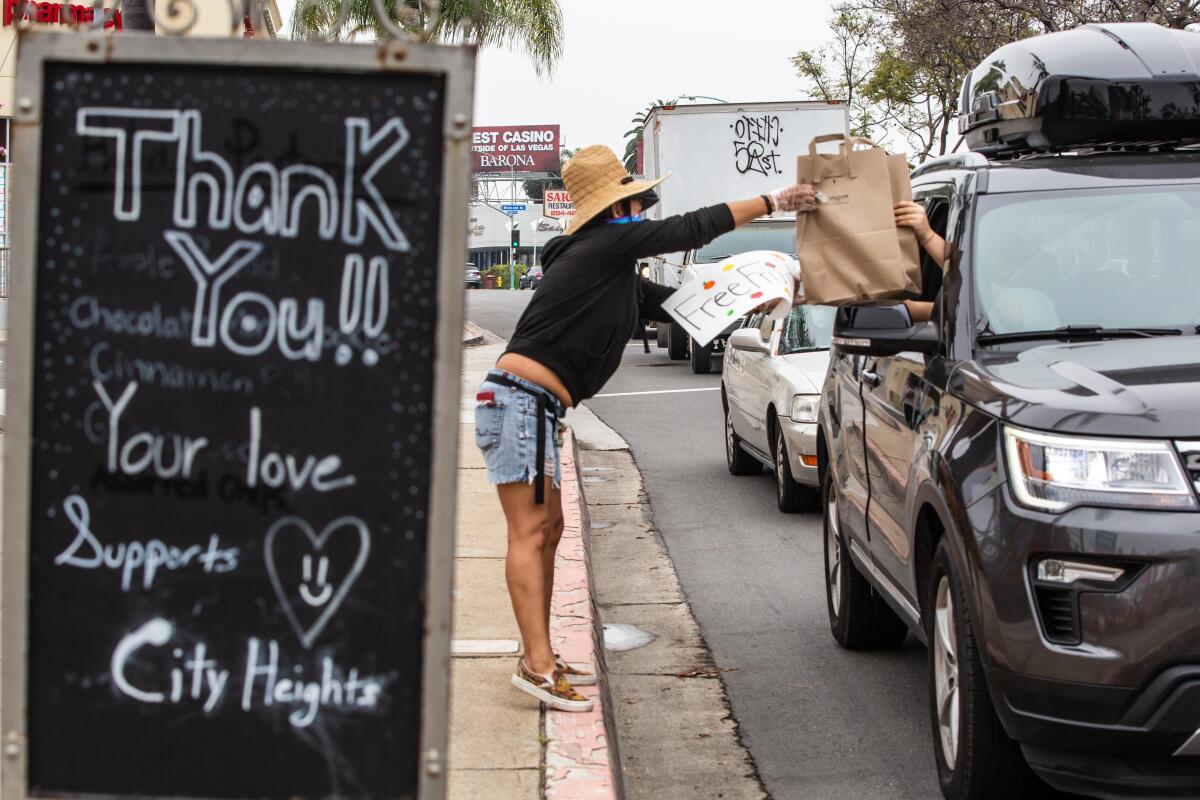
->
<box><xmin>640</xmin><ymin>101</ymin><xmax>849</xmax><ymax>370</ymax></box>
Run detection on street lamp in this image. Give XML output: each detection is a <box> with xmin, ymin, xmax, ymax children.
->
<box><xmin>678</xmin><ymin>94</ymin><xmax>730</xmax><ymax>104</ymax></box>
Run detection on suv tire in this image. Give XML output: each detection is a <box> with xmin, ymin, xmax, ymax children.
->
<box><xmin>656</xmin><ymin>323</ymin><xmax>668</xmax><ymax>349</ymax></box>
<box><xmin>725</xmin><ymin>397</ymin><xmax>761</xmax><ymax>476</ymax></box>
<box><xmin>667</xmin><ymin>321</ymin><xmax>688</xmax><ymax>360</ymax></box>
<box><xmin>927</xmin><ymin>538</ymin><xmax>1042</xmax><ymax>799</ymax></box>
<box><xmin>689</xmin><ymin>337</ymin><xmax>713</xmax><ymax>374</ymax></box>
<box><xmin>774</xmin><ymin>425</ymin><xmax>818</xmax><ymax>513</ymax></box>
<box><xmin>823</xmin><ymin>471</ymin><xmax>908</xmax><ymax>649</ymax></box>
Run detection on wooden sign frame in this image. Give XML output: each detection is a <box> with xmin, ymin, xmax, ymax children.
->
<box><xmin>1</xmin><ymin>31</ymin><xmax>473</xmax><ymax>800</ymax></box>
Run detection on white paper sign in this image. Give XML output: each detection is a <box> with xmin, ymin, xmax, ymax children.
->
<box><xmin>663</xmin><ymin>250</ymin><xmax>798</xmax><ymax>347</ymax></box>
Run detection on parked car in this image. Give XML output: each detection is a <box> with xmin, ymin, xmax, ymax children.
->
<box><xmin>465</xmin><ymin>265</ymin><xmax>481</xmax><ymax>289</ymax></box>
<box><xmin>722</xmin><ymin>304</ymin><xmax>835</xmax><ymax>512</ymax></box>
<box><xmin>818</xmin><ymin>22</ymin><xmax>1200</xmax><ymax>800</ymax></box>
<box><xmin>666</xmin><ymin>220</ymin><xmax>798</xmax><ymax>374</ymax></box>
<box><xmin>519</xmin><ymin>266</ymin><xmax>543</xmax><ymax>290</ymax></box>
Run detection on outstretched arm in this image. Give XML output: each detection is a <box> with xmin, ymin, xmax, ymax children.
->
<box><xmin>618</xmin><ymin>185</ymin><xmax>818</xmax><ymax>261</ymax></box>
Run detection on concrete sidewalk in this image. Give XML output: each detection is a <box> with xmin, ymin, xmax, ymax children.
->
<box><xmin>448</xmin><ymin>330</ymin><xmax>621</xmax><ymax>799</ymax></box>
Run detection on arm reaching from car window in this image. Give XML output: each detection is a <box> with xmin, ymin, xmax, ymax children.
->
<box><xmin>895</xmin><ymin>201</ymin><xmax>945</xmax><ymax>323</ymax></box>
<box><xmin>895</xmin><ymin>201</ymin><xmax>946</xmax><ymax>264</ymax></box>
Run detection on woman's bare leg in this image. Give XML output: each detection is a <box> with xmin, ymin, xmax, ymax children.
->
<box><xmin>542</xmin><ymin>486</ymin><xmax>565</xmax><ymax>626</ymax></box>
<box><xmin>498</xmin><ymin>476</ymin><xmax>561</xmax><ymax>675</ymax></box>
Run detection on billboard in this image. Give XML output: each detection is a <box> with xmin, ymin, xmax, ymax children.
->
<box><xmin>472</xmin><ymin>124</ymin><xmax>559</xmax><ymax>174</ymax></box>
<box><xmin>543</xmin><ymin>189</ymin><xmax>575</xmax><ymax>220</ymax></box>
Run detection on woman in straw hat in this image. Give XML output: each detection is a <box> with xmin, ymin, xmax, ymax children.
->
<box><xmin>475</xmin><ymin>144</ymin><xmax>816</xmax><ymax>711</ymax></box>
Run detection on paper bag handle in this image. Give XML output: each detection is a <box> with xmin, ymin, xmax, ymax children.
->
<box><xmin>841</xmin><ymin>136</ymin><xmax>878</xmax><ymax>151</ymax></box>
<box><xmin>805</xmin><ymin>134</ymin><xmax>857</xmax><ymax>181</ymax></box>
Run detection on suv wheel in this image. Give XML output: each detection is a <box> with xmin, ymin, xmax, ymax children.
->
<box><xmin>823</xmin><ymin>472</ymin><xmax>908</xmax><ymax>649</ymax></box>
<box><xmin>667</xmin><ymin>321</ymin><xmax>688</xmax><ymax>360</ymax></box>
<box><xmin>656</xmin><ymin>323</ymin><xmax>668</xmax><ymax>349</ymax></box>
<box><xmin>928</xmin><ymin>539</ymin><xmax>1041</xmax><ymax>798</ymax></box>
<box><xmin>774</xmin><ymin>425</ymin><xmax>818</xmax><ymax>513</ymax></box>
<box><xmin>725</xmin><ymin>399</ymin><xmax>761</xmax><ymax>476</ymax></box>
<box><xmin>689</xmin><ymin>337</ymin><xmax>713</xmax><ymax>374</ymax></box>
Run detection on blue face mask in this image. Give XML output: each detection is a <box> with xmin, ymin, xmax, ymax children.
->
<box><xmin>606</xmin><ymin>214</ymin><xmax>644</xmax><ymax>225</ymax></box>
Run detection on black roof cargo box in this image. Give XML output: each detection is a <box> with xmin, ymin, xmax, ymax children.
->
<box><xmin>960</xmin><ymin>23</ymin><xmax>1200</xmax><ymax>156</ymax></box>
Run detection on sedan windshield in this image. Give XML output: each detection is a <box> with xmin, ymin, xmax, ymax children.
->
<box><xmin>779</xmin><ymin>305</ymin><xmax>835</xmax><ymax>354</ymax></box>
<box><xmin>692</xmin><ymin>223</ymin><xmax>795</xmax><ymax>263</ymax></box>
<box><xmin>973</xmin><ymin>186</ymin><xmax>1200</xmax><ymax>335</ymax></box>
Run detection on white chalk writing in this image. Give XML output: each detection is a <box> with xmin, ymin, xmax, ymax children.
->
<box><xmin>109</xmin><ymin>619</ymin><xmax>384</xmax><ymax>726</ymax></box>
<box><xmin>55</xmin><ymin>495</ymin><xmax>238</xmax><ymax>591</ymax></box>
<box><xmin>93</xmin><ymin>380</ymin><xmax>209</xmax><ymax>480</ymax></box>
<box><xmin>264</xmin><ymin>517</ymin><xmax>370</xmax><ymax>649</ymax></box>
<box><xmin>247</xmin><ymin>407</ymin><xmax>356</xmax><ymax>493</ymax></box>
<box><xmin>77</xmin><ymin>108</ymin><xmax>411</xmax><ymax>252</ymax></box>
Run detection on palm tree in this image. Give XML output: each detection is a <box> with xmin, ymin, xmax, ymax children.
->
<box><xmin>622</xmin><ymin>98</ymin><xmax>675</xmax><ymax>173</ymax></box>
<box><xmin>292</xmin><ymin>0</ymin><xmax>564</xmax><ymax>75</ymax></box>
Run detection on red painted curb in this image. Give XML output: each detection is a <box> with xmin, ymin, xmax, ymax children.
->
<box><xmin>545</xmin><ymin>429</ymin><xmax>623</xmax><ymax>799</ymax></box>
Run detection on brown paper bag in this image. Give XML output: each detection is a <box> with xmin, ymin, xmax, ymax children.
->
<box><xmin>796</xmin><ymin>135</ymin><xmax>921</xmax><ymax>305</ymax></box>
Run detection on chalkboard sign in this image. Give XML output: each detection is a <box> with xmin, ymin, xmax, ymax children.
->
<box><xmin>2</xmin><ymin>34</ymin><xmax>473</xmax><ymax>800</ymax></box>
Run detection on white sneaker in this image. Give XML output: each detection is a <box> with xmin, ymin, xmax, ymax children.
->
<box><xmin>555</xmin><ymin>655</ymin><xmax>598</xmax><ymax>686</ymax></box>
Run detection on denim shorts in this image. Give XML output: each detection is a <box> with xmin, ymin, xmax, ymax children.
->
<box><xmin>475</xmin><ymin>370</ymin><xmax>566</xmax><ymax>487</ymax></box>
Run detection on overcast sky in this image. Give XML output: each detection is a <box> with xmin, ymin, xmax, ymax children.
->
<box><xmin>277</xmin><ymin>1</ymin><xmax>836</xmax><ymax>155</ymax></box>
<box><xmin>472</xmin><ymin>1</ymin><xmax>835</xmax><ymax>153</ymax></box>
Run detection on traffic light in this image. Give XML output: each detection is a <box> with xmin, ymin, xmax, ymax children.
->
<box><xmin>511</xmin><ymin>228</ymin><xmax>521</xmax><ymax>248</ymax></box>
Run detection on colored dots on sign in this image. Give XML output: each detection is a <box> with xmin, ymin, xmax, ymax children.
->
<box><xmin>751</xmin><ymin>291</ymin><xmax>763</xmax><ymax>299</ymax></box>
<box><xmin>727</xmin><ymin>310</ymin><xmax>735</xmax><ymax>316</ymax></box>
<box><xmin>723</xmin><ymin>263</ymin><xmax>735</xmax><ymax>272</ymax></box>
<box><xmin>703</xmin><ymin>280</ymin><xmax>716</xmax><ymax>290</ymax></box>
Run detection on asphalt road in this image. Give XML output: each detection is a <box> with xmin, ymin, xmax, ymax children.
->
<box><xmin>466</xmin><ymin>289</ymin><xmax>938</xmax><ymax>799</ymax></box>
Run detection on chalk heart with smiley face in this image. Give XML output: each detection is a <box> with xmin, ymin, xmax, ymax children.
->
<box><xmin>265</xmin><ymin>516</ymin><xmax>371</xmax><ymax>650</ymax></box>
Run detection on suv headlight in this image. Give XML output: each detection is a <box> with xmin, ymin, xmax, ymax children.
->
<box><xmin>790</xmin><ymin>394</ymin><xmax>820</xmax><ymax>423</ymax></box>
<box><xmin>1003</xmin><ymin>426</ymin><xmax>1196</xmax><ymax>512</ymax></box>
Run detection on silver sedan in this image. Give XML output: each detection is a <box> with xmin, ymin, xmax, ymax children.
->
<box><xmin>721</xmin><ymin>304</ymin><xmax>835</xmax><ymax>512</ymax></box>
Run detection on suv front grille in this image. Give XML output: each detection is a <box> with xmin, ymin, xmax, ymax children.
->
<box><xmin>1034</xmin><ymin>587</ymin><xmax>1081</xmax><ymax>645</ymax></box>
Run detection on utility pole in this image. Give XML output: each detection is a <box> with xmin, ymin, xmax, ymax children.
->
<box><xmin>509</xmin><ymin>165</ymin><xmax>516</xmax><ymax>290</ymax></box>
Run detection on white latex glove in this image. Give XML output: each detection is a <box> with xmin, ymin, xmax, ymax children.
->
<box><xmin>769</xmin><ymin>183</ymin><xmax>818</xmax><ymax>213</ymax></box>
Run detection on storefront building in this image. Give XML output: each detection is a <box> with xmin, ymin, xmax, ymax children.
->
<box><xmin>468</xmin><ymin>201</ymin><xmax>565</xmax><ymax>269</ymax></box>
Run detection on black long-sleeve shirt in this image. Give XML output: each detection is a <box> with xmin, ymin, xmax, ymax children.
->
<box><xmin>504</xmin><ymin>204</ymin><xmax>736</xmax><ymax>404</ymax></box>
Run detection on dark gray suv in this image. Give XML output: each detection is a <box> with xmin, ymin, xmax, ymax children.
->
<box><xmin>818</xmin><ymin>22</ymin><xmax>1200</xmax><ymax>800</ymax></box>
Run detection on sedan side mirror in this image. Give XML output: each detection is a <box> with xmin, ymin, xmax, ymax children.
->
<box><xmin>832</xmin><ymin>304</ymin><xmax>939</xmax><ymax>357</ymax></box>
<box><xmin>728</xmin><ymin>327</ymin><xmax>769</xmax><ymax>354</ymax></box>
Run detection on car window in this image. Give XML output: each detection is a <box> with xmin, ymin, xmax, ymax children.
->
<box><xmin>973</xmin><ymin>186</ymin><xmax>1200</xmax><ymax>333</ymax></box>
<box><xmin>757</xmin><ymin>314</ymin><xmax>776</xmax><ymax>341</ymax></box>
<box><xmin>779</xmin><ymin>305</ymin><xmax>836</xmax><ymax>354</ymax></box>
<box><xmin>744</xmin><ymin>313</ymin><xmax>763</xmax><ymax>332</ymax></box>
<box><xmin>692</xmin><ymin>223</ymin><xmax>796</xmax><ymax>263</ymax></box>
<box><xmin>919</xmin><ymin>200</ymin><xmax>949</xmax><ymax>302</ymax></box>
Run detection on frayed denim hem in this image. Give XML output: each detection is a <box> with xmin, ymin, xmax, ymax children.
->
<box><xmin>486</xmin><ymin>461</ymin><xmax>562</xmax><ymax>490</ymax></box>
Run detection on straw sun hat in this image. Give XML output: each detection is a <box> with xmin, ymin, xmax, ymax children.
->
<box><xmin>562</xmin><ymin>145</ymin><xmax>670</xmax><ymax>234</ymax></box>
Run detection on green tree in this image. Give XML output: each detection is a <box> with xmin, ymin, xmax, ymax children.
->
<box><xmin>292</xmin><ymin>0</ymin><xmax>564</xmax><ymax>75</ymax></box>
<box><xmin>796</xmin><ymin>0</ymin><xmax>1197</xmax><ymax>163</ymax></box>
<box><xmin>791</xmin><ymin>6</ymin><xmax>896</xmax><ymax>140</ymax></box>
<box><xmin>622</xmin><ymin>99</ymin><xmax>676</xmax><ymax>174</ymax></box>
<box><xmin>965</xmin><ymin>0</ymin><xmax>1200</xmax><ymax>30</ymax></box>
<box><xmin>522</xmin><ymin>147</ymin><xmax>576</xmax><ymax>201</ymax></box>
